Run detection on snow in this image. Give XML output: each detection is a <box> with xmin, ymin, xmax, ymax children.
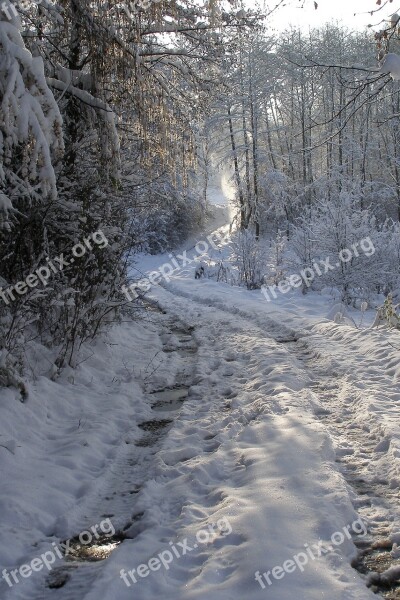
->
<box><xmin>0</xmin><ymin>182</ymin><xmax>399</xmax><ymax>599</ymax></box>
<box><xmin>380</xmin><ymin>52</ymin><xmax>400</xmax><ymax>80</ymax></box>
<box><xmin>0</xmin><ymin>18</ymin><xmax>63</xmax><ymax>225</ymax></box>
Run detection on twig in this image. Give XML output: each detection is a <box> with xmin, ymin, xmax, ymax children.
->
<box><xmin>0</xmin><ymin>444</ymin><xmax>15</xmax><ymax>455</ymax></box>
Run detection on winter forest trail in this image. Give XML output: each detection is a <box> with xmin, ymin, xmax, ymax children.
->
<box><xmin>132</xmin><ymin>174</ymin><xmax>400</xmax><ymax>596</ymax></box>
<box><xmin>151</xmin><ymin>281</ymin><xmax>400</xmax><ymax>598</ymax></box>
<box><xmin>5</xmin><ymin>3</ymin><xmax>400</xmax><ymax>599</ymax></box>
<box><xmin>3</xmin><ymin>185</ymin><xmax>400</xmax><ymax>600</ymax></box>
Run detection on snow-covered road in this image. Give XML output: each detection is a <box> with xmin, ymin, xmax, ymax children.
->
<box><xmin>1</xmin><ymin>205</ymin><xmax>400</xmax><ymax>600</ymax></box>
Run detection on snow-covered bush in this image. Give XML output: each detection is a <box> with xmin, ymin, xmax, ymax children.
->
<box><xmin>383</xmin><ymin>221</ymin><xmax>400</xmax><ymax>295</ymax></box>
<box><xmin>258</xmin><ymin>170</ymin><xmax>301</xmax><ymax>234</ymax></box>
<box><xmin>288</xmin><ymin>218</ymin><xmax>317</xmax><ymax>294</ymax></box>
<box><xmin>375</xmin><ymin>295</ymin><xmax>400</xmax><ymax>329</ymax></box>
<box><xmin>289</xmin><ymin>193</ymin><xmax>386</xmax><ymax>302</ymax></box>
<box><xmin>0</xmin><ymin>12</ymin><xmax>131</xmax><ymax>371</ymax></box>
<box><xmin>130</xmin><ymin>177</ymin><xmax>206</xmax><ymax>254</ymax></box>
<box><xmin>231</xmin><ymin>229</ymin><xmax>267</xmax><ymax>289</ymax></box>
<box><xmin>266</xmin><ymin>230</ymin><xmax>287</xmax><ymax>286</ymax></box>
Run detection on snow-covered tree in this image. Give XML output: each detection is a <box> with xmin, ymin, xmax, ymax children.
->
<box><xmin>0</xmin><ymin>8</ymin><xmax>63</xmax><ymax>231</ymax></box>
<box><xmin>0</xmin><ymin>0</ymin><xmax>261</xmax><ymax>374</ymax></box>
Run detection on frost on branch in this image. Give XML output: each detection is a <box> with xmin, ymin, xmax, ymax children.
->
<box><xmin>0</xmin><ymin>191</ymin><xmax>14</xmax><ymax>230</ymax></box>
<box><xmin>0</xmin><ymin>15</ymin><xmax>63</xmax><ymax>230</ymax></box>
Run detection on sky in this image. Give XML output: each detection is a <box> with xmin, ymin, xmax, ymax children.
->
<box><xmin>265</xmin><ymin>0</ymin><xmax>400</xmax><ymax>32</ymax></box>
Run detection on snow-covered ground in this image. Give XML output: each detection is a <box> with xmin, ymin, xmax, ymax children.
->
<box><xmin>0</xmin><ymin>176</ymin><xmax>399</xmax><ymax>600</ymax></box>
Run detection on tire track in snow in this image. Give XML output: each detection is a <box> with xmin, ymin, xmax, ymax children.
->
<box><xmin>282</xmin><ymin>336</ymin><xmax>400</xmax><ymax>599</ymax></box>
<box><xmin>153</xmin><ymin>283</ymin><xmax>400</xmax><ymax>598</ymax></box>
<box><xmin>8</xmin><ymin>308</ymin><xmax>198</xmax><ymax>600</ymax></box>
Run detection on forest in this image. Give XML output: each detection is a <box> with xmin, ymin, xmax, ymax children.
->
<box><xmin>2</xmin><ymin>0</ymin><xmax>400</xmax><ymax>376</ymax></box>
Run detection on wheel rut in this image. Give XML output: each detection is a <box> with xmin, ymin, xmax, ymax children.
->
<box><xmin>284</xmin><ymin>336</ymin><xmax>400</xmax><ymax>599</ymax></box>
<box><xmin>20</xmin><ymin>306</ymin><xmax>199</xmax><ymax>600</ymax></box>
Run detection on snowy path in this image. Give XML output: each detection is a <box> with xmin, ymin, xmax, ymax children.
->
<box><xmin>4</xmin><ymin>308</ymin><xmax>199</xmax><ymax>600</ymax></box>
<box><xmin>1</xmin><ymin>201</ymin><xmax>400</xmax><ymax>599</ymax></box>
<box><xmin>151</xmin><ymin>281</ymin><xmax>400</xmax><ymax>597</ymax></box>
<box><xmin>28</xmin><ymin>281</ymin><xmax>397</xmax><ymax>600</ymax></box>
<box><xmin>76</xmin><ymin>287</ymin><xmax>370</xmax><ymax>600</ymax></box>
